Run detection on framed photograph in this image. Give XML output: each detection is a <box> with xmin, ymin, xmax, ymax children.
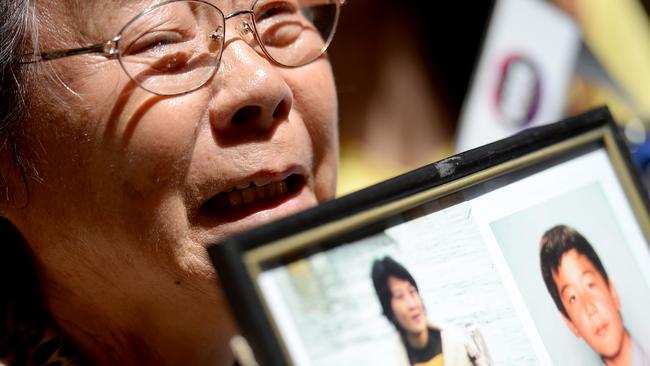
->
<box><xmin>209</xmin><ymin>108</ymin><xmax>650</xmax><ymax>366</ymax></box>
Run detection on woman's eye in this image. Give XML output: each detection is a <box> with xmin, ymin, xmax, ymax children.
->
<box><xmin>255</xmin><ymin>1</ymin><xmax>297</xmax><ymax>23</ymax></box>
<box><xmin>126</xmin><ymin>32</ymin><xmax>185</xmax><ymax>55</ymax></box>
<box><xmin>254</xmin><ymin>1</ymin><xmax>312</xmax><ymax>48</ymax></box>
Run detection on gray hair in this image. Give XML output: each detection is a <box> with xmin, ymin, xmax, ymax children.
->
<box><xmin>0</xmin><ymin>0</ymin><xmax>38</xmax><ymax>185</ymax></box>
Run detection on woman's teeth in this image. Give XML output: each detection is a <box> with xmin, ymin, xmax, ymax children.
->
<box><xmin>215</xmin><ymin>179</ymin><xmax>289</xmax><ymax>210</ymax></box>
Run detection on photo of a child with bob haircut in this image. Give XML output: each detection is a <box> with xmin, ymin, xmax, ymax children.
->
<box><xmin>371</xmin><ymin>256</ymin><xmax>492</xmax><ymax>366</ymax></box>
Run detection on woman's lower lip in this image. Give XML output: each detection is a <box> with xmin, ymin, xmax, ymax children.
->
<box><xmin>214</xmin><ymin>191</ymin><xmax>298</xmax><ymax>222</ymax></box>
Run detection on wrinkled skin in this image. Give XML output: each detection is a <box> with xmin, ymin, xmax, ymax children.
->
<box><xmin>2</xmin><ymin>0</ymin><xmax>338</xmax><ymax>364</ymax></box>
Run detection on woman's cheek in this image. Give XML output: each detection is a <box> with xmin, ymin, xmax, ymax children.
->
<box><xmin>106</xmin><ymin>99</ymin><xmax>205</xmax><ymax>192</ymax></box>
<box><xmin>282</xmin><ymin>61</ymin><xmax>339</xmax><ymax>194</ymax></box>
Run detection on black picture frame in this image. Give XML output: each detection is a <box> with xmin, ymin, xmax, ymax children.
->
<box><xmin>208</xmin><ymin>107</ymin><xmax>650</xmax><ymax>366</ymax></box>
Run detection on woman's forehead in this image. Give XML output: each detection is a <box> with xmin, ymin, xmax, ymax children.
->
<box><xmin>82</xmin><ymin>0</ymin><xmax>253</xmax><ymax>14</ymax></box>
<box><xmin>47</xmin><ymin>0</ymin><xmax>252</xmax><ymax>40</ymax></box>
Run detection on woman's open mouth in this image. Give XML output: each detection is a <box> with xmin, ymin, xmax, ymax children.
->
<box><xmin>200</xmin><ymin>174</ymin><xmax>306</xmax><ymax>222</ymax></box>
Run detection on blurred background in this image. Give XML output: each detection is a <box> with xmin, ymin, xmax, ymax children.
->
<box><xmin>329</xmin><ymin>0</ymin><xmax>650</xmax><ymax>195</ymax></box>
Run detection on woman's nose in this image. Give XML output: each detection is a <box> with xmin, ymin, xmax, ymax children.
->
<box><xmin>208</xmin><ymin>36</ymin><xmax>293</xmax><ymax>142</ymax></box>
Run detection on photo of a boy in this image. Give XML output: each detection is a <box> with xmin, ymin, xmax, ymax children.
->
<box><xmin>540</xmin><ymin>225</ymin><xmax>650</xmax><ymax>366</ymax></box>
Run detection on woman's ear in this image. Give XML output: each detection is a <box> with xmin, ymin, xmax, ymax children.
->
<box><xmin>0</xmin><ymin>145</ymin><xmax>28</xmax><ymax>210</ymax></box>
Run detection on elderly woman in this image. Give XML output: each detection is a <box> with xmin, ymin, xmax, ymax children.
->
<box><xmin>0</xmin><ymin>0</ymin><xmax>341</xmax><ymax>364</ymax></box>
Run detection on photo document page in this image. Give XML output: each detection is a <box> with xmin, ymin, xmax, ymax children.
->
<box><xmin>258</xmin><ymin>148</ymin><xmax>650</xmax><ymax>366</ymax></box>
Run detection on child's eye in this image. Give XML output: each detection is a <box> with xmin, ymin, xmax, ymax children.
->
<box><xmin>568</xmin><ymin>294</ymin><xmax>577</xmax><ymax>304</ymax></box>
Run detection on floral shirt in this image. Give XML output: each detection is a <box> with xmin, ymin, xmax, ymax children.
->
<box><xmin>0</xmin><ymin>293</ymin><xmax>82</xmax><ymax>366</ymax></box>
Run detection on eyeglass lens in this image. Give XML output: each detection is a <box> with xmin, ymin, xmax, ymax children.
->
<box><xmin>251</xmin><ymin>0</ymin><xmax>339</xmax><ymax>66</ymax></box>
<box><xmin>116</xmin><ymin>0</ymin><xmax>340</xmax><ymax>96</ymax></box>
<box><xmin>117</xmin><ymin>1</ymin><xmax>225</xmax><ymax>96</ymax></box>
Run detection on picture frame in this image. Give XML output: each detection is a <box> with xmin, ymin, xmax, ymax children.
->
<box><xmin>209</xmin><ymin>107</ymin><xmax>650</xmax><ymax>366</ymax></box>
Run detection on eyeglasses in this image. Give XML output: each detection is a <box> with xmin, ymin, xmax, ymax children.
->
<box><xmin>19</xmin><ymin>0</ymin><xmax>344</xmax><ymax>96</ymax></box>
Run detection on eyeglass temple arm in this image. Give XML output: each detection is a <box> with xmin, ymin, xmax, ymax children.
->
<box><xmin>18</xmin><ymin>41</ymin><xmax>116</xmax><ymax>64</ymax></box>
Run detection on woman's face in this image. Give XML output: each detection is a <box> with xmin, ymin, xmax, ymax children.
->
<box><xmin>388</xmin><ymin>276</ymin><xmax>427</xmax><ymax>337</ymax></box>
<box><xmin>6</xmin><ymin>0</ymin><xmax>337</xmax><ymax>362</ymax></box>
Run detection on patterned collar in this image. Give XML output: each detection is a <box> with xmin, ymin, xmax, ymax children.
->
<box><xmin>0</xmin><ymin>293</ymin><xmax>83</xmax><ymax>366</ymax></box>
